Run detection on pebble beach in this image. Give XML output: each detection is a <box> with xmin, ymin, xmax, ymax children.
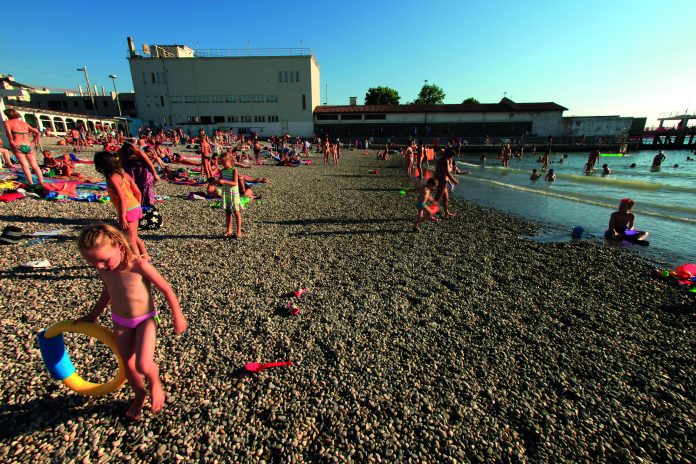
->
<box><xmin>0</xmin><ymin>142</ymin><xmax>693</xmax><ymax>463</ymax></box>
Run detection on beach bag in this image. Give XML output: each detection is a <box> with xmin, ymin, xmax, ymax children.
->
<box><xmin>139</xmin><ymin>206</ymin><xmax>163</xmax><ymax>230</ymax></box>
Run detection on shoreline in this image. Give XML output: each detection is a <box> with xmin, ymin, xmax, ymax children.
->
<box><xmin>0</xmin><ymin>142</ymin><xmax>693</xmax><ymax>462</ymax></box>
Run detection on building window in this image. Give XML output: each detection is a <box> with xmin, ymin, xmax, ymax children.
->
<box><xmin>187</xmin><ymin>116</ymin><xmax>201</xmax><ymax>123</ymax></box>
<box><xmin>212</xmin><ymin>95</ymin><xmax>223</xmax><ymax>103</ymax></box>
<box><xmin>227</xmin><ymin>116</ymin><xmax>239</xmax><ymax>123</ymax></box>
<box><xmin>160</xmin><ymin>96</ymin><xmax>165</xmax><ymax>106</ymax></box>
<box><xmin>171</xmin><ymin>96</ymin><xmax>182</xmax><ymax>103</ymax></box>
<box><xmin>225</xmin><ymin>95</ymin><xmax>237</xmax><ymax>103</ymax></box>
<box><xmin>201</xmin><ymin>116</ymin><xmax>212</xmax><ymax>124</ymax></box>
<box><xmin>316</xmin><ymin>114</ymin><xmax>339</xmax><ymax>120</ymax></box>
<box><xmin>213</xmin><ymin>116</ymin><xmax>225</xmax><ymax>123</ymax></box>
<box><xmin>284</xmin><ymin>71</ymin><xmax>288</xmax><ymax>83</ymax></box>
<box><xmin>185</xmin><ymin>96</ymin><xmax>196</xmax><ymax>103</ymax></box>
<box><xmin>240</xmin><ymin>115</ymin><xmax>252</xmax><ymax>123</ymax></box>
<box><xmin>156</xmin><ymin>72</ymin><xmax>161</xmax><ymax>83</ymax></box>
<box><xmin>253</xmin><ymin>95</ymin><xmax>265</xmax><ymax>102</ymax></box>
<box><xmin>254</xmin><ymin>116</ymin><xmax>265</xmax><ymax>123</ymax></box>
<box><xmin>151</xmin><ymin>73</ymin><xmax>156</xmax><ymax>84</ymax></box>
<box><xmin>146</xmin><ymin>96</ymin><xmax>151</xmax><ymax>107</ymax></box>
<box><xmin>142</xmin><ymin>72</ymin><xmax>146</xmax><ymax>84</ymax></box>
<box><xmin>239</xmin><ymin>95</ymin><xmax>250</xmax><ymax>103</ymax></box>
<box><xmin>278</xmin><ymin>71</ymin><xmax>282</xmax><ymax>83</ymax></box>
<box><xmin>295</xmin><ymin>71</ymin><xmax>299</xmax><ymax>82</ymax></box>
<box><xmin>266</xmin><ymin>95</ymin><xmax>278</xmax><ymax>102</ymax></box>
<box><xmin>268</xmin><ymin>115</ymin><xmax>279</xmax><ymax>122</ymax></box>
<box><xmin>341</xmin><ymin>114</ymin><xmax>362</xmax><ymax>120</ymax></box>
<box><xmin>199</xmin><ymin>96</ymin><xmax>209</xmax><ymax>103</ymax></box>
<box><xmin>302</xmin><ymin>94</ymin><xmax>306</xmax><ymax>111</ymax></box>
<box><xmin>365</xmin><ymin>114</ymin><xmax>386</xmax><ymax>120</ymax></box>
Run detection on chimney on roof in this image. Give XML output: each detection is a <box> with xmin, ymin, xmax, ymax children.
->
<box><xmin>349</xmin><ymin>97</ymin><xmax>357</xmax><ymax>106</ymax></box>
<box><xmin>127</xmin><ymin>37</ymin><xmax>136</xmax><ymax>57</ymax></box>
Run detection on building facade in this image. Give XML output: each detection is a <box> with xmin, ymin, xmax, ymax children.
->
<box><xmin>126</xmin><ymin>39</ymin><xmax>320</xmax><ymax>137</ymax></box>
<box><xmin>313</xmin><ymin>98</ymin><xmax>568</xmax><ymax>140</ymax></box>
<box><xmin>27</xmin><ymin>92</ymin><xmax>137</xmax><ymax>118</ymax></box>
<box><xmin>314</xmin><ymin>99</ymin><xmax>646</xmax><ymax>143</ymax></box>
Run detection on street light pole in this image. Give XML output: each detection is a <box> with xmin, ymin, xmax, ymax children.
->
<box><xmin>76</xmin><ymin>66</ymin><xmax>96</xmax><ymax>113</ymax></box>
<box><xmin>109</xmin><ymin>74</ymin><xmax>122</xmax><ymax>117</ymax></box>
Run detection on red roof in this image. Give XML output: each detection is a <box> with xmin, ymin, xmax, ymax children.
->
<box><xmin>314</xmin><ymin>98</ymin><xmax>567</xmax><ymax>114</ymax></box>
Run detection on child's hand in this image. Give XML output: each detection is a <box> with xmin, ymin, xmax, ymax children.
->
<box><xmin>173</xmin><ymin>316</ymin><xmax>188</xmax><ymax>335</ymax></box>
<box><xmin>119</xmin><ymin>215</ymin><xmax>129</xmax><ymax>230</ymax></box>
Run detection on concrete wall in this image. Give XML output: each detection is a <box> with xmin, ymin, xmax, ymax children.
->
<box><xmin>562</xmin><ymin>116</ymin><xmax>634</xmax><ymax>137</ymax></box>
<box><xmin>128</xmin><ymin>55</ymin><xmax>319</xmax><ymax>137</ymax></box>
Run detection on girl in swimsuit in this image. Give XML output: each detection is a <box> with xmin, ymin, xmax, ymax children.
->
<box><xmin>3</xmin><ymin>108</ymin><xmax>44</xmax><ymax>185</ymax></box>
<box><xmin>199</xmin><ymin>132</ymin><xmax>213</xmax><ymax>178</ymax></box>
<box><xmin>76</xmin><ymin>223</ymin><xmax>187</xmax><ymax>420</ymax></box>
<box><xmin>94</xmin><ymin>150</ymin><xmax>149</xmax><ymax>259</ymax></box>
<box><xmin>604</xmin><ymin>198</ymin><xmax>649</xmax><ymax>241</ymax></box>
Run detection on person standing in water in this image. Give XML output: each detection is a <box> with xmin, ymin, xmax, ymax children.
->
<box><xmin>652</xmin><ymin>150</ymin><xmax>666</xmax><ymax>167</ymax></box>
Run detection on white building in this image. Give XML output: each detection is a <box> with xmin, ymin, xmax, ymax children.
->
<box><xmin>126</xmin><ymin>38</ymin><xmax>320</xmax><ymax>137</ymax></box>
<box><xmin>313</xmin><ymin>98</ymin><xmax>568</xmax><ymax>140</ymax></box>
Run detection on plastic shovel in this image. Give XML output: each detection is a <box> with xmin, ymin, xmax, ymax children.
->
<box><xmin>293</xmin><ymin>288</ymin><xmax>308</xmax><ymax>298</ymax></box>
<box><xmin>245</xmin><ymin>361</ymin><xmax>293</xmax><ymax>373</ymax></box>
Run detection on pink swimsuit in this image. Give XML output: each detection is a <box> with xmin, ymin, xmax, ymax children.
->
<box><xmin>112</xmin><ymin>310</ymin><xmax>158</xmax><ymax>329</ymax></box>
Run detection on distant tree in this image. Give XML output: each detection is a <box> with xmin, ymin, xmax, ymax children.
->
<box><xmin>413</xmin><ymin>83</ymin><xmax>446</xmax><ymax>105</ymax></box>
<box><xmin>462</xmin><ymin>97</ymin><xmax>480</xmax><ymax>104</ymax></box>
<box><xmin>364</xmin><ymin>86</ymin><xmax>400</xmax><ymax>105</ymax></box>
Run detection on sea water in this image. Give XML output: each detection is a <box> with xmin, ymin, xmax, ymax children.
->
<box><xmin>454</xmin><ymin>149</ymin><xmax>696</xmax><ymax>266</ymax></box>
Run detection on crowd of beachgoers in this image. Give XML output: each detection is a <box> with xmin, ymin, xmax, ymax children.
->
<box><xmin>0</xmin><ymin>114</ymin><xmax>693</xmax><ymax>462</ymax></box>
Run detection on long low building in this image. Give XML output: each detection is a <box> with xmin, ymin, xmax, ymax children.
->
<box><xmin>313</xmin><ymin>98</ymin><xmax>646</xmax><ymax>141</ymax></box>
<box><xmin>314</xmin><ymin>98</ymin><xmax>567</xmax><ymax>139</ymax></box>
<box><xmin>0</xmin><ymin>100</ymin><xmax>125</xmax><ymax>142</ymax></box>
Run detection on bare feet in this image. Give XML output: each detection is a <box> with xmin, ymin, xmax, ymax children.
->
<box><xmin>150</xmin><ymin>378</ymin><xmax>165</xmax><ymax>414</ymax></box>
<box><xmin>446</xmin><ymin>211</ymin><xmax>456</xmax><ymax>218</ymax></box>
<box><xmin>126</xmin><ymin>389</ymin><xmax>147</xmax><ymax>420</ymax></box>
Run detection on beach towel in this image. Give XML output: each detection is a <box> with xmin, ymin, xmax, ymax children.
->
<box><xmin>69</xmin><ymin>153</ymin><xmax>95</xmax><ymax>164</ymax></box>
<box><xmin>0</xmin><ymin>192</ymin><xmax>24</xmax><ymax>202</ymax></box>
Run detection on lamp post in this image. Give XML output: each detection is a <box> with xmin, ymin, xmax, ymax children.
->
<box><xmin>109</xmin><ymin>74</ymin><xmax>122</xmax><ymax>116</ymax></box>
<box><xmin>76</xmin><ymin>66</ymin><xmax>96</xmax><ymax>113</ymax></box>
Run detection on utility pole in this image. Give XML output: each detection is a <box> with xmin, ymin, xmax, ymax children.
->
<box><xmin>109</xmin><ymin>74</ymin><xmax>122</xmax><ymax>116</ymax></box>
<box><xmin>76</xmin><ymin>66</ymin><xmax>96</xmax><ymax>113</ymax></box>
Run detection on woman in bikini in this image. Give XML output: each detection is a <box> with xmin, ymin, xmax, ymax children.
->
<box><xmin>3</xmin><ymin>108</ymin><xmax>44</xmax><ymax>185</ymax></box>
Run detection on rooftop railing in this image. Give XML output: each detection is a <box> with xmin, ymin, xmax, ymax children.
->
<box><xmin>129</xmin><ymin>47</ymin><xmax>313</xmax><ymax>58</ymax></box>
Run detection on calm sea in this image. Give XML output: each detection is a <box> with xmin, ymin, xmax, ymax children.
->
<box><xmin>454</xmin><ymin>149</ymin><xmax>696</xmax><ymax>266</ymax></box>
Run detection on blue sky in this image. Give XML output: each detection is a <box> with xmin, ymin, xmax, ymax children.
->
<box><xmin>1</xmin><ymin>0</ymin><xmax>694</xmax><ymax>126</ymax></box>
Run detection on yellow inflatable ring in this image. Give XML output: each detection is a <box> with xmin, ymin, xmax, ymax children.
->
<box><xmin>37</xmin><ymin>320</ymin><xmax>126</xmax><ymax>396</ymax></box>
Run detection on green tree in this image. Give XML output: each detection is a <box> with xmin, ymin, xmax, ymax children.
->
<box><xmin>364</xmin><ymin>86</ymin><xmax>400</xmax><ymax>105</ymax></box>
<box><xmin>462</xmin><ymin>97</ymin><xmax>480</xmax><ymax>104</ymax></box>
<box><xmin>413</xmin><ymin>83</ymin><xmax>446</xmax><ymax>104</ymax></box>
